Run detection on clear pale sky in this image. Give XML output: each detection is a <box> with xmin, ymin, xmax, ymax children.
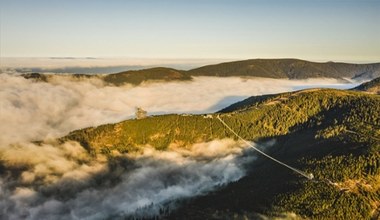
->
<box><xmin>1</xmin><ymin>0</ymin><xmax>379</xmax><ymax>62</ymax></box>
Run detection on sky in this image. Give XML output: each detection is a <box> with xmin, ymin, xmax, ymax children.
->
<box><xmin>1</xmin><ymin>0</ymin><xmax>380</xmax><ymax>63</ymax></box>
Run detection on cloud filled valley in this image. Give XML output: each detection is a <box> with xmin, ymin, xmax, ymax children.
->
<box><xmin>0</xmin><ymin>73</ymin><xmax>358</xmax><ymax>144</ymax></box>
<box><xmin>0</xmin><ymin>72</ymin><xmax>360</xmax><ymax>219</ymax></box>
<box><xmin>0</xmin><ymin>139</ymin><xmax>255</xmax><ymax>219</ymax></box>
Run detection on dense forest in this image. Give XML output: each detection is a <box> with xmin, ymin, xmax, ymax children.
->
<box><xmin>61</xmin><ymin>85</ymin><xmax>380</xmax><ymax>219</ymax></box>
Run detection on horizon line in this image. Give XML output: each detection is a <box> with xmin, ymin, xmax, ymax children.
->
<box><xmin>2</xmin><ymin>56</ymin><xmax>380</xmax><ymax>66</ymax></box>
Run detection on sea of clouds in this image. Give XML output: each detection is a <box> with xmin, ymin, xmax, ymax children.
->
<box><xmin>0</xmin><ymin>72</ymin><xmax>359</xmax><ymax>219</ymax></box>
<box><xmin>0</xmin><ymin>73</ymin><xmax>359</xmax><ymax>143</ymax></box>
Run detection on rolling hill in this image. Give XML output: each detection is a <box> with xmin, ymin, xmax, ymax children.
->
<box><xmin>103</xmin><ymin>67</ymin><xmax>191</xmax><ymax>85</ymax></box>
<box><xmin>60</xmin><ymin>85</ymin><xmax>380</xmax><ymax>219</ymax></box>
<box><xmin>188</xmin><ymin>59</ymin><xmax>380</xmax><ymax>79</ymax></box>
<box><xmin>21</xmin><ymin>67</ymin><xmax>191</xmax><ymax>86</ymax></box>
<box><xmin>21</xmin><ymin>59</ymin><xmax>380</xmax><ymax>85</ymax></box>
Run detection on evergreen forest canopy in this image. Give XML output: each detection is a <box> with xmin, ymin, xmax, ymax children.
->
<box><xmin>60</xmin><ymin>77</ymin><xmax>380</xmax><ymax>219</ymax></box>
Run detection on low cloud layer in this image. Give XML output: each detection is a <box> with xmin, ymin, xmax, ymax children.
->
<box><xmin>0</xmin><ymin>72</ymin><xmax>358</xmax><ymax>218</ymax></box>
<box><xmin>0</xmin><ymin>139</ymin><xmax>253</xmax><ymax>219</ymax></box>
<box><xmin>0</xmin><ymin>73</ymin><xmax>358</xmax><ymax>145</ymax></box>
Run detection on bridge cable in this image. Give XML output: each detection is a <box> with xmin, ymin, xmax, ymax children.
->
<box><xmin>216</xmin><ymin>115</ymin><xmax>314</xmax><ymax>180</ymax></box>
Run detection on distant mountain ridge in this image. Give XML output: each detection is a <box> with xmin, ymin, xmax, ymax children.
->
<box><xmin>103</xmin><ymin>67</ymin><xmax>191</xmax><ymax>85</ymax></box>
<box><xmin>188</xmin><ymin>59</ymin><xmax>380</xmax><ymax>79</ymax></box>
<box><xmin>21</xmin><ymin>59</ymin><xmax>380</xmax><ymax>85</ymax></box>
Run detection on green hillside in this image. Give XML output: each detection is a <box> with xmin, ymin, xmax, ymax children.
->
<box><xmin>61</xmin><ymin>87</ymin><xmax>380</xmax><ymax>219</ymax></box>
<box><xmin>168</xmin><ymin>92</ymin><xmax>380</xmax><ymax>219</ymax></box>
<box><xmin>63</xmin><ymin>89</ymin><xmax>379</xmax><ymax>154</ymax></box>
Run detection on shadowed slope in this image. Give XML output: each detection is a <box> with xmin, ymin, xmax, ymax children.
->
<box><xmin>353</xmin><ymin>77</ymin><xmax>380</xmax><ymax>94</ymax></box>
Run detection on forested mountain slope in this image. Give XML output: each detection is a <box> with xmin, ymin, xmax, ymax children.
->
<box><xmin>61</xmin><ymin>88</ymin><xmax>380</xmax><ymax>219</ymax></box>
<box><xmin>63</xmin><ymin>89</ymin><xmax>379</xmax><ymax>154</ymax></box>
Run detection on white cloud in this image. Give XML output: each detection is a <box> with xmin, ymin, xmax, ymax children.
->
<box><xmin>0</xmin><ymin>72</ymin><xmax>358</xmax><ymax>219</ymax></box>
<box><xmin>0</xmin><ymin>139</ymin><xmax>254</xmax><ymax>219</ymax></box>
<box><xmin>0</xmin><ymin>73</ymin><xmax>357</xmax><ymax>145</ymax></box>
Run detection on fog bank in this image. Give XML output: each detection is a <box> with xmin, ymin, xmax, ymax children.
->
<box><xmin>0</xmin><ymin>73</ymin><xmax>358</xmax><ymax>145</ymax></box>
<box><xmin>0</xmin><ymin>139</ymin><xmax>254</xmax><ymax>219</ymax></box>
<box><xmin>0</xmin><ymin>72</ymin><xmax>358</xmax><ymax>218</ymax></box>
